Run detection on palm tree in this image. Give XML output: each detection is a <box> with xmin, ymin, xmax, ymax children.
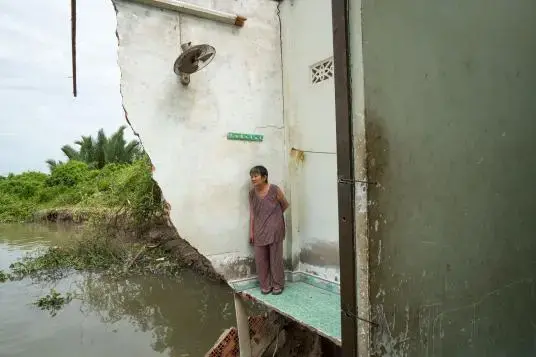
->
<box><xmin>46</xmin><ymin>126</ymin><xmax>142</xmax><ymax>170</ymax></box>
<box><xmin>45</xmin><ymin>159</ymin><xmax>64</xmax><ymax>170</ymax></box>
<box><xmin>103</xmin><ymin>126</ymin><xmax>142</xmax><ymax>165</ymax></box>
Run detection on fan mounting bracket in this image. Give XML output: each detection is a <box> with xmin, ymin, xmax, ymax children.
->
<box><xmin>180</xmin><ymin>72</ymin><xmax>190</xmax><ymax>85</ymax></box>
<box><xmin>174</xmin><ymin>42</ymin><xmax>216</xmax><ymax>86</ymax></box>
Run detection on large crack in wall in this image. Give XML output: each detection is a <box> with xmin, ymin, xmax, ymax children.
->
<box><xmin>111</xmin><ymin>1</ymin><xmax>144</xmax><ymax>150</ymax></box>
<box><xmin>110</xmin><ymin>0</ymin><xmax>223</xmax><ymax>282</ymax></box>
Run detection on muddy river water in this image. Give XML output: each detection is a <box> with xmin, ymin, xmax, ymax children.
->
<box><xmin>0</xmin><ymin>223</ymin><xmax>235</xmax><ymax>357</ymax></box>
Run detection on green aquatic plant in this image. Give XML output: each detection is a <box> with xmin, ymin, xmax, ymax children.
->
<box><xmin>8</xmin><ymin>235</ymin><xmax>129</xmax><ymax>281</ymax></box>
<box><xmin>34</xmin><ymin>289</ymin><xmax>73</xmax><ymax>317</ymax></box>
<box><xmin>0</xmin><ymin>270</ymin><xmax>11</xmax><ymax>283</ymax></box>
<box><xmin>6</xmin><ymin>233</ymin><xmax>184</xmax><ymax>282</ymax></box>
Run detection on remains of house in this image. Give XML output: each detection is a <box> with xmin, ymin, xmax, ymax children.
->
<box><xmin>112</xmin><ymin>0</ymin><xmax>536</xmax><ymax>356</ymax></box>
<box><xmin>113</xmin><ymin>0</ymin><xmax>345</xmax><ymax>355</ymax></box>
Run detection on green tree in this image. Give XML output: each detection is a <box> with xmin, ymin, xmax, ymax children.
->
<box><xmin>46</xmin><ymin>126</ymin><xmax>142</xmax><ymax>170</ymax></box>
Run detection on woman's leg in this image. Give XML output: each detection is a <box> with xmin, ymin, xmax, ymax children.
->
<box><xmin>254</xmin><ymin>245</ymin><xmax>271</xmax><ymax>293</ymax></box>
<box><xmin>269</xmin><ymin>240</ymin><xmax>285</xmax><ymax>292</ymax></box>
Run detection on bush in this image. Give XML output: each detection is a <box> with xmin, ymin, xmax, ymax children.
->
<box><xmin>0</xmin><ymin>171</ymin><xmax>47</xmax><ymax>199</ymax></box>
<box><xmin>108</xmin><ymin>158</ymin><xmax>163</xmax><ymax>222</ymax></box>
<box><xmin>94</xmin><ymin>163</ymin><xmax>128</xmax><ymax>192</ymax></box>
<box><xmin>45</xmin><ymin>161</ymin><xmax>91</xmax><ymax>187</ymax></box>
<box><xmin>36</xmin><ymin>186</ymin><xmax>68</xmax><ymax>204</ymax></box>
<box><xmin>0</xmin><ymin>193</ymin><xmax>36</xmax><ymax>222</ymax></box>
<box><xmin>0</xmin><ymin>157</ymin><xmax>163</xmax><ymax>224</ymax></box>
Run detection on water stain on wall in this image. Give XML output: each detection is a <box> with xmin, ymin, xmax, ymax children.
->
<box><xmin>299</xmin><ymin>242</ymin><xmax>339</xmax><ymax>267</ymax></box>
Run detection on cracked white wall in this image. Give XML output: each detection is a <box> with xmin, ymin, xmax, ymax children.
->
<box><xmin>113</xmin><ymin>0</ymin><xmax>285</xmax><ymax>279</ymax></box>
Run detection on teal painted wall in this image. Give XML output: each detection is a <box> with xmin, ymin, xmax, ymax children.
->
<box><xmin>360</xmin><ymin>0</ymin><xmax>536</xmax><ymax>355</ymax></box>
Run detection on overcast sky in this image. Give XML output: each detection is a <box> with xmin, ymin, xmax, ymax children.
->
<box><xmin>0</xmin><ymin>0</ymin><xmax>131</xmax><ymax>175</ymax></box>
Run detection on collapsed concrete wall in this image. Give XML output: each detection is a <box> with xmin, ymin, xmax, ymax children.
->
<box><xmin>113</xmin><ymin>0</ymin><xmax>286</xmax><ymax>280</ymax></box>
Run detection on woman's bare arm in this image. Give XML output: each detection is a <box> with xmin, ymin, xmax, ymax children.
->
<box><xmin>276</xmin><ymin>187</ymin><xmax>289</xmax><ymax>212</ymax></box>
<box><xmin>249</xmin><ymin>196</ymin><xmax>254</xmax><ymax>244</ymax></box>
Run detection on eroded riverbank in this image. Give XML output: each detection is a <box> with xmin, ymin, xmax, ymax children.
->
<box><xmin>0</xmin><ymin>223</ymin><xmax>235</xmax><ymax>357</ymax></box>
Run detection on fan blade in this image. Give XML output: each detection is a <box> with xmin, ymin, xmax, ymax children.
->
<box><xmin>198</xmin><ymin>52</ymin><xmax>213</xmax><ymax>62</ymax></box>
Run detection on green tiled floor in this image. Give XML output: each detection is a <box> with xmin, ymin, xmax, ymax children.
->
<box><xmin>240</xmin><ymin>281</ymin><xmax>341</xmax><ymax>344</ymax></box>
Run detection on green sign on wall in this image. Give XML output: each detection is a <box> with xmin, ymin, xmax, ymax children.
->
<box><xmin>226</xmin><ymin>132</ymin><xmax>264</xmax><ymax>142</ymax></box>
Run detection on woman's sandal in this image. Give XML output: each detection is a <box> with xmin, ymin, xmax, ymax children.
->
<box><xmin>272</xmin><ymin>288</ymin><xmax>283</xmax><ymax>295</ymax></box>
<box><xmin>261</xmin><ymin>288</ymin><xmax>272</xmax><ymax>295</ymax></box>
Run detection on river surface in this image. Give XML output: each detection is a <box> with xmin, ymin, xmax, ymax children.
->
<box><xmin>0</xmin><ymin>223</ymin><xmax>235</xmax><ymax>357</ymax></box>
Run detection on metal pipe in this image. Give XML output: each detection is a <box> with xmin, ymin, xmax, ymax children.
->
<box><xmin>331</xmin><ymin>0</ymin><xmax>359</xmax><ymax>356</ymax></box>
<box><xmin>128</xmin><ymin>0</ymin><xmax>247</xmax><ymax>27</ymax></box>
<box><xmin>71</xmin><ymin>0</ymin><xmax>77</xmax><ymax>97</ymax></box>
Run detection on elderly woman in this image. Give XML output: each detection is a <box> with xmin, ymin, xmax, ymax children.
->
<box><xmin>248</xmin><ymin>165</ymin><xmax>289</xmax><ymax>295</ymax></box>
